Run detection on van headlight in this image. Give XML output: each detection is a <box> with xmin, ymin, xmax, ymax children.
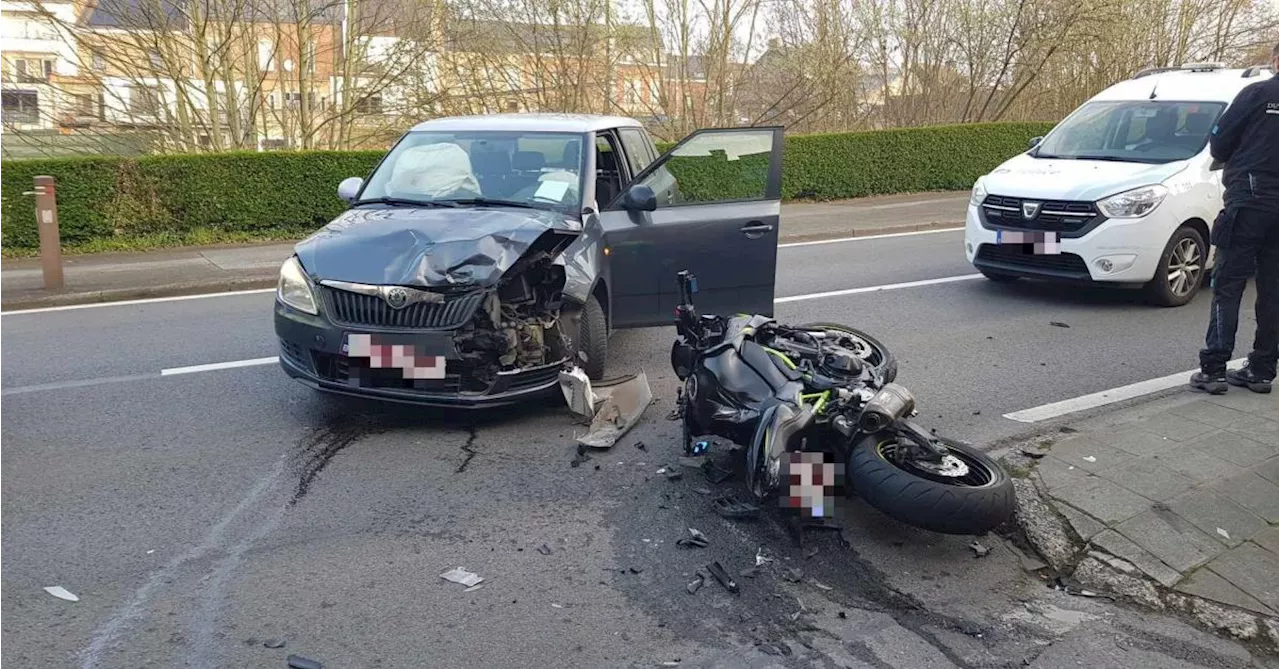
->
<box><xmin>277</xmin><ymin>256</ymin><xmax>318</xmax><ymax>314</ymax></box>
<box><xmin>969</xmin><ymin>178</ymin><xmax>988</xmax><ymax>206</ymax></box>
<box><xmin>1098</xmin><ymin>185</ymin><xmax>1168</xmax><ymax>219</ymax></box>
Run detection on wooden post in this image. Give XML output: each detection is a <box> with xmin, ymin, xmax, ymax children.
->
<box><xmin>31</xmin><ymin>175</ymin><xmax>64</xmax><ymax>291</ymax></box>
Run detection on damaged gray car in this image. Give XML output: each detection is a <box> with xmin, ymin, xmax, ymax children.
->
<box><xmin>274</xmin><ymin>114</ymin><xmax>784</xmax><ymax>408</ymax></box>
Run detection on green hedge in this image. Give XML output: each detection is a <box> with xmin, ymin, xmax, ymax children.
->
<box><xmin>1</xmin><ymin>122</ymin><xmax>1053</xmax><ymax>252</ymax></box>
<box><xmin>1</xmin><ymin>151</ymin><xmax>384</xmax><ymax>250</ymax></box>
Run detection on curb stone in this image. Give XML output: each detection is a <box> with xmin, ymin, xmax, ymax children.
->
<box><xmin>1000</xmin><ymin>447</ymin><xmax>1279</xmax><ymax>651</ymax></box>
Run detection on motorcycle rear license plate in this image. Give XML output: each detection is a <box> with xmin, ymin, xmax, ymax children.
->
<box><xmin>341</xmin><ymin>332</ymin><xmax>450</xmax><ymax>380</ymax></box>
<box><xmin>996</xmin><ymin>229</ymin><xmax>1060</xmax><ymax>254</ymax></box>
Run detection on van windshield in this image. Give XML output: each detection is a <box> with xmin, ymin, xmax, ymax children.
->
<box><xmin>1033</xmin><ymin>100</ymin><xmax>1226</xmax><ymax>164</ymax></box>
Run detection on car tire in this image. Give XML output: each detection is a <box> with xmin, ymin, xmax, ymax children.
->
<box><xmin>564</xmin><ymin>295</ymin><xmax>608</xmax><ymax>380</ymax></box>
<box><xmin>1145</xmin><ymin>225</ymin><xmax>1206</xmax><ymax>307</ymax></box>
<box><xmin>980</xmin><ymin>269</ymin><xmax>1020</xmax><ymax>283</ymax></box>
<box><xmin>847</xmin><ymin>433</ymin><xmax>1015</xmax><ymax>536</ymax></box>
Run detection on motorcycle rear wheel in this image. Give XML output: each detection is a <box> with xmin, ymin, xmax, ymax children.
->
<box><xmin>847</xmin><ymin>433</ymin><xmax>1014</xmax><ymax>535</ymax></box>
<box><xmin>795</xmin><ymin>322</ymin><xmax>898</xmax><ymax>383</ymax></box>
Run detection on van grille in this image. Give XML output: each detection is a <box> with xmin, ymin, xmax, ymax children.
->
<box><xmin>980</xmin><ymin>195</ymin><xmax>1102</xmax><ymax>235</ymax></box>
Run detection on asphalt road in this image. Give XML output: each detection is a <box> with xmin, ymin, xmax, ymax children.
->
<box><xmin>2</xmin><ymin>229</ymin><xmax>1270</xmax><ymax>669</ymax></box>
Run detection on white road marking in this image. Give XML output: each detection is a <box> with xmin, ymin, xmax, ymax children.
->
<box><xmin>778</xmin><ymin>227</ymin><xmax>962</xmax><ymax>248</ymax></box>
<box><xmin>160</xmin><ymin>357</ymin><xmax>280</xmax><ymax>376</ymax></box>
<box><xmin>1003</xmin><ymin>358</ymin><xmax>1247</xmax><ymax>423</ymax></box>
<box><xmin>5</xmin><ymin>229</ymin><xmax>969</xmax><ymax>316</ymax></box>
<box><xmin>1</xmin><ymin>288</ymin><xmax>276</xmax><ymax>316</ymax></box>
<box><xmin>775</xmin><ymin>274</ymin><xmax>982</xmax><ymax>303</ymax></box>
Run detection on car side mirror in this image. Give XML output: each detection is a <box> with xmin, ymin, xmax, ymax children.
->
<box><xmin>1209</xmin><ymin>159</ymin><xmax>1224</xmax><ymax>171</ymax></box>
<box><xmin>1028</xmin><ymin>136</ymin><xmax>1043</xmax><ymax>150</ymax></box>
<box><xmin>621</xmin><ymin>184</ymin><xmax>657</xmax><ymax>212</ymax></box>
<box><xmin>337</xmin><ymin>177</ymin><xmax>364</xmax><ymax>203</ymax></box>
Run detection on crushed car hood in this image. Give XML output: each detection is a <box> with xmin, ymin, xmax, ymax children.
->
<box><xmin>294</xmin><ymin>206</ymin><xmax>582</xmax><ymax>288</ymax></box>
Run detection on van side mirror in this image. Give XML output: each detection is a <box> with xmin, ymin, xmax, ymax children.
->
<box><xmin>1028</xmin><ymin>136</ymin><xmax>1043</xmax><ymax>150</ymax></box>
<box><xmin>621</xmin><ymin>184</ymin><xmax>657</xmax><ymax>212</ymax></box>
<box><xmin>337</xmin><ymin>177</ymin><xmax>364</xmax><ymax>203</ymax></box>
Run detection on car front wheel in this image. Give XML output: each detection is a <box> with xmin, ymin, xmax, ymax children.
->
<box><xmin>562</xmin><ymin>295</ymin><xmax>608</xmax><ymax>380</ymax></box>
<box><xmin>1145</xmin><ymin>226</ymin><xmax>1206</xmax><ymax>307</ymax></box>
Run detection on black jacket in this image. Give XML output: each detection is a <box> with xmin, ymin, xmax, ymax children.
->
<box><xmin>1210</xmin><ymin>75</ymin><xmax>1278</xmax><ymax>213</ymax></box>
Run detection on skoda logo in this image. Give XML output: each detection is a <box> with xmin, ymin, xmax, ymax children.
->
<box><xmin>1022</xmin><ymin>201</ymin><xmax>1042</xmax><ymax>220</ymax></box>
<box><xmin>385</xmin><ymin>287</ymin><xmax>410</xmax><ymax>309</ymax></box>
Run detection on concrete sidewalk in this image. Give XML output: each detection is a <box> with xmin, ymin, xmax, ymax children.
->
<box><xmin>1014</xmin><ymin>386</ymin><xmax>1278</xmax><ymax>644</ymax></box>
<box><xmin>0</xmin><ymin>191</ymin><xmax>967</xmax><ymax>310</ymax></box>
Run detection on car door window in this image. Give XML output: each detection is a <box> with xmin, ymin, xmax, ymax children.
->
<box><xmin>618</xmin><ymin>128</ymin><xmax>654</xmax><ymax>175</ymax></box>
<box><xmin>634</xmin><ymin>129</ymin><xmax>775</xmax><ymax>206</ymax></box>
<box><xmin>595</xmin><ymin>133</ymin><xmax>626</xmax><ymax>208</ymax></box>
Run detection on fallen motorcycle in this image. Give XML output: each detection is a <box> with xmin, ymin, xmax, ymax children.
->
<box><xmin>670</xmin><ymin>271</ymin><xmax>1015</xmax><ymax>535</ymax></box>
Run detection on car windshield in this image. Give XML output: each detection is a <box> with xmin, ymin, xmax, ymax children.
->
<box><xmin>1033</xmin><ymin>100</ymin><xmax>1225</xmax><ymax>164</ymax></box>
<box><xmin>358</xmin><ymin>130</ymin><xmax>587</xmax><ymax>211</ymax></box>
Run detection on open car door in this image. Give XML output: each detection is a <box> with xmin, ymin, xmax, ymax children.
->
<box><xmin>599</xmin><ymin>127</ymin><xmax>783</xmax><ymax>327</ymax></box>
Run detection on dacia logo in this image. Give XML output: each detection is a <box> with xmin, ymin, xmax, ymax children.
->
<box><xmin>1022</xmin><ymin>201</ymin><xmax>1042</xmax><ymax>220</ymax></box>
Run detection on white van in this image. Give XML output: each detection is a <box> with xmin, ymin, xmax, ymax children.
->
<box><xmin>964</xmin><ymin>63</ymin><xmax>1276</xmax><ymax>306</ymax></box>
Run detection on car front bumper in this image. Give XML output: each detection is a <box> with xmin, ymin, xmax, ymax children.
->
<box><xmin>963</xmin><ymin>203</ymin><xmax>1173</xmax><ymax>284</ymax></box>
<box><xmin>274</xmin><ymin>300</ymin><xmax>564</xmax><ymax>409</ymax></box>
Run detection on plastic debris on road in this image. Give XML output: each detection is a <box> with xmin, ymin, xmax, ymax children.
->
<box><xmin>537</xmin><ymin>544</ymin><xmax>553</xmax><ymax>555</ymax></box>
<box><xmin>1082</xmin><ymin>456</ymin><xmax>1097</xmax><ymax>463</ymax></box>
<box><xmin>706</xmin><ymin>561</ymin><xmax>739</xmax><ymax>594</ymax></box>
<box><xmin>968</xmin><ymin>541</ymin><xmax>991</xmax><ymax>558</ymax></box>
<box><xmin>713</xmin><ymin>496</ymin><xmax>759</xmax><ymax>519</ymax></box>
<box><xmin>1217</xmin><ymin>527</ymin><xmax>1230</xmax><ymax>539</ymax></box>
<box><xmin>676</xmin><ymin>527</ymin><xmax>710</xmax><ymax>548</ymax></box>
<box><xmin>1049</xmin><ymin>321</ymin><xmax>1071</xmax><ymax>328</ymax></box>
<box><xmin>686</xmin><ymin>573</ymin><xmax>705</xmax><ymax>595</ymax></box>
<box><xmin>559</xmin><ymin>367</ymin><xmax>596</xmax><ymax>418</ymax></box>
<box><xmin>575</xmin><ymin>372</ymin><xmax>653</xmax><ymax>449</ymax></box>
<box><xmin>287</xmin><ymin>654</ymin><xmax>323</xmax><ymax>669</ymax></box>
<box><xmin>43</xmin><ymin>586</ymin><xmax>79</xmax><ymax>602</ymax></box>
<box><xmin>440</xmin><ymin>567</ymin><xmax>484</xmax><ymax>588</ymax></box>
<box><xmin>755</xmin><ymin>548</ymin><xmax>774</xmax><ymax>566</ymax></box>
<box><xmin>264</xmin><ymin>639</ymin><xmax>287</xmax><ymax>649</ymax></box>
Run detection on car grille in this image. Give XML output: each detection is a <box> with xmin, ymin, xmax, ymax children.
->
<box><xmin>980</xmin><ymin>195</ymin><xmax>1102</xmax><ymax>235</ymax></box>
<box><xmin>320</xmin><ymin>287</ymin><xmax>484</xmax><ymax>330</ymax></box>
<box><xmin>974</xmin><ymin>244</ymin><xmax>1090</xmax><ymax>277</ymax></box>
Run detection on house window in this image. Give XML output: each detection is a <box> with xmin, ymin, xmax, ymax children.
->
<box><xmin>13</xmin><ymin>59</ymin><xmax>54</xmax><ymax>83</ymax></box>
<box><xmin>72</xmin><ymin>92</ymin><xmax>96</xmax><ymax>117</ymax></box>
<box><xmin>262</xmin><ymin>138</ymin><xmax>289</xmax><ymax>150</ymax></box>
<box><xmin>130</xmin><ymin>85</ymin><xmax>162</xmax><ymax>116</ymax></box>
<box><xmin>284</xmin><ymin>91</ymin><xmax>302</xmax><ymax>108</ymax></box>
<box><xmin>354</xmin><ymin>94</ymin><xmax>382</xmax><ymax>115</ymax></box>
<box><xmin>257</xmin><ymin>39</ymin><xmax>274</xmax><ymax>71</ymax></box>
<box><xmin>305</xmin><ymin>39</ymin><xmax>317</xmax><ymax>75</ymax></box>
<box><xmin>148</xmin><ymin>51</ymin><xmax>163</xmax><ymax>71</ymax></box>
<box><xmin>92</xmin><ymin>52</ymin><xmax>107</xmax><ymax>72</ymax></box>
<box><xmin>2</xmin><ymin>90</ymin><xmax>40</xmax><ymax>123</ymax></box>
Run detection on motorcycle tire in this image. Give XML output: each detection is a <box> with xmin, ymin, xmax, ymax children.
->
<box><xmin>847</xmin><ymin>433</ymin><xmax>1014</xmax><ymax>535</ymax></box>
<box><xmin>796</xmin><ymin>322</ymin><xmax>898</xmax><ymax>383</ymax></box>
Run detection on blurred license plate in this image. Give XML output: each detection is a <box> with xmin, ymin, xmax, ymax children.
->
<box><xmin>996</xmin><ymin>230</ymin><xmax>1060</xmax><ymax>254</ymax></box>
<box><xmin>342</xmin><ymin>333</ymin><xmax>446</xmax><ymax>380</ymax></box>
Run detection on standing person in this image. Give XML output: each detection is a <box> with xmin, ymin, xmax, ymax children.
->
<box><xmin>1191</xmin><ymin>45</ymin><xmax>1279</xmax><ymax>395</ymax></box>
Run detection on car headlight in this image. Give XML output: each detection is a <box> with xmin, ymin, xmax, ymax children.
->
<box><xmin>1098</xmin><ymin>185</ymin><xmax>1168</xmax><ymax>219</ymax></box>
<box><xmin>277</xmin><ymin>256</ymin><xmax>318</xmax><ymax>314</ymax></box>
<box><xmin>969</xmin><ymin>178</ymin><xmax>987</xmax><ymax>206</ymax></box>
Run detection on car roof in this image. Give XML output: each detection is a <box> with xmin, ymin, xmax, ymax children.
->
<box><xmin>409</xmin><ymin>113</ymin><xmax>644</xmax><ymax>133</ymax></box>
<box><xmin>1090</xmin><ymin>68</ymin><xmax>1273</xmax><ymax>104</ymax></box>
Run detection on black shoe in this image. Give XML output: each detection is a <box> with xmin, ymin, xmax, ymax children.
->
<box><xmin>1190</xmin><ymin>372</ymin><xmax>1228</xmax><ymax>395</ymax></box>
<box><xmin>1227</xmin><ymin>365</ymin><xmax>1274</xmax><ymax>394</ymax></box>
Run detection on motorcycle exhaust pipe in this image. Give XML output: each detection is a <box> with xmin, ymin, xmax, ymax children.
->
<box><xmin>857</xmin><ymin>383</ymin><xmax>916</xmax><ymax>432</ymax></box>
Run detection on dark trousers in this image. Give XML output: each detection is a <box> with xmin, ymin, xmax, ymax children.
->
<box><xmin>1199</xmin><ymin>206</ymin><xmax>1278</xmax><ymax>376</ymax></box>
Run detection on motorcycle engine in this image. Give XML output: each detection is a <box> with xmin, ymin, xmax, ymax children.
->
<box><xmin>818</xmin><ymin>346</ymin><xmax>865</xmax><ymax>381</ymax></box>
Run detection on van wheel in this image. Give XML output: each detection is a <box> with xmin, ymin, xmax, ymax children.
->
<box><xmin>1145</xmin><ymin>226</ymin><xmax>1206</xmax><ymax>307</ymax></box>
<box><xmin>563</xmin><ymin>295</ymin><xmax>608</xmax><ymax>380</ymax></box>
